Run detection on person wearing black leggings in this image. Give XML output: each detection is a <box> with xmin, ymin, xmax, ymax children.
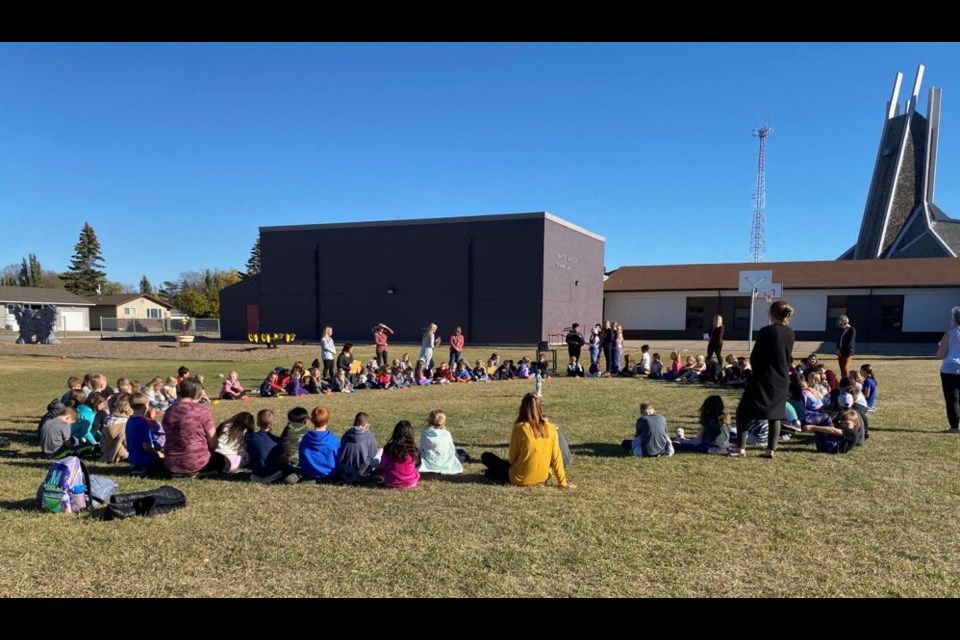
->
<box><xmin>601</xmin><ymin>320</ymin><xmax>613</xmax><ymax>373</ymax></box>
<box><xmin>729</xmin><ymin>301</ymin><xmax>795</xmax><ymax>459</ymax></box>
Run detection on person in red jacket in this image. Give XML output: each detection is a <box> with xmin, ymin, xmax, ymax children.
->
<box><xmin>372</xmin><ymin>323</ymin><xmax>394</xmax><ymax>369</ymax></box>
<box><xmin>448</xmin><ymin>326</ymin><xmax>465</xmax><ymax>367</ymax></box>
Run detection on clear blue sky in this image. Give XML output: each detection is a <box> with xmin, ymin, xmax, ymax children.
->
<box><xmin>3</xmin><ymin>42</ymin><xmax>960</xmax><ymax>287</ymax></box>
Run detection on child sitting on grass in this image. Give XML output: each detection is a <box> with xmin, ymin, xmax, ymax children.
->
<box><xmin>621</xmin><ymin>402</ymin><xmax>673</xmax><ymax>457</ymax></box>
<box><xmin>299</xmin><ymin>406</ymin><xmax>341</xmax><ymax>482</ymax></box>
<box><xmin>381</xmin><ymin>420</ymin><xmax>421</xmax><ymax>489</ymax></box>
<box><xmin>418</xmin><ymin>409</ymin><xmax>463</xmax><ymax>474</ymax></box>
<box><xmin>336</xmin><ymin>412</ymin><xmax>381</xmax><ymax>484</ymax></box>
<box><xmin>126</xmin><ymin>393</ymin><xmax>166</xmax><ymax>475</ymax></box>
<box><xmin>673</xmin><ymin>395</ymin><xmax>731</xmax><ymax>454</ymax></box>
<box><xmin>279</xmin><ymin>407</ymin><xmax>311</xmax><ymax>468</ymax></box>
<box><xmin>246</xmin><ymin>409</ymin><xmax>300</xmax><ymax>484</ymax></box>
<box><xmin>802</xmin><ymin>409</ymin><xmax>864</xmax><ymax>454</ymax></box>
<box><xmin>214</xmin><ymin>412</ymin><xmax>254</xmax><ymax>472</ymax></box>
<box><xmin>260</xmin><ymin>371</ymin><xmax>284</xmax><ymax>397</ymax></box>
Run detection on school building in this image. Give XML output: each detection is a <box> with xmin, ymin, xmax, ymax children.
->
<box><xmin>220</xmin><ymin>212</ymin><xmax>605</xmax><ymax>344</ymax></box>
<box><xmin>603</xmin><ymin>257</ymin><xmax>960</xmax><ymax>343</ymax></box>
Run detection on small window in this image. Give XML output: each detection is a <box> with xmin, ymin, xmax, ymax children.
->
<box><xmin>147</xmin><ymin>308</ymin><xmax>161</xmax><ymax>319</ymax></box>
<box><xmin>686</xmin><ymin>297</ymin><xmax>705</xmax><ymax>331</ymax></box>
<box><xmin>881</xmin><ymin>295</ymin><xmax>903</xmax><ymax>331</ymax></box>
<box><xmin>826</xmin><ymin>296</ymin><xmax>847</xmax><ymax>330</ymax></box>
<box><xmin>123</xmin><ymin>307</ymin><xmax>136</xmax><ymax>316</ymax></box>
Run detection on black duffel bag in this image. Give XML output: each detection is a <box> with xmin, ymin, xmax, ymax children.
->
<box><xmin>104</xmin><ymin>485</ymin><xmax>187</xmax><ymax>520</ymax></box>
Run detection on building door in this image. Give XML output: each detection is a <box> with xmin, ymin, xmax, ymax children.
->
<box><xmin>246</xmin><ymin>304</ymin><xmax>260</xmax><ymax>335</ymax></box>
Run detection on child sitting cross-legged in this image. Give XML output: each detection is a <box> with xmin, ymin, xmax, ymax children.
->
<box><xmin>246</xmin><ymin>409</ymin><xmax>300</xmax><ymax>484</ymax></box>
<box><xmin>418</xmin><ymin>409</ymin><xmax>464</xmax><ymax>475</ymax></box>
<box><xmin>336</xmin><ymin>412</ymin><xmax>381</xmax><ymax>485</ymax></box>
<box><xmin>298</xmin><ymin>406</ymin><xmax>341</xmax><ymax>483</ymax></box>
<box><xmin>125</xmin><ymin>393</ymin><xmax>166</xmax><ymax>475</ymax></box>
<box><xmin>621</xmin><ymin>402</ymin><xmax>674</xmax><ymax>457</ymax></box>
<box><xmin>214</xmin><ymin>412</ymin><xmax>254</xmax><ymax>472</ymax></box>
<box><xmin>381</xmin><ymin>420</ymin><xmax>421</xmax><ymax>489</ymax></box>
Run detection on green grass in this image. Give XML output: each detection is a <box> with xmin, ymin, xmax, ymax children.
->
<box><xmin>1</xmin><ymin>346</ymin><xmax>958</xmax><ymax>597</ymax></box>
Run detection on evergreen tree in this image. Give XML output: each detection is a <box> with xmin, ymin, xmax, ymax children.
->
<box><xmin>28</xmin><ymin>254</ymin><xmax>42</xmax><ymax>287</ymax></box>
<box><xmin>61</xmin><ymin>222</ymin><xmax>107</xmax><ymax>296</ymax></box>
<box><xmin>18</xmin><ymin>258</ymin><xmax>30</xmax><ymax>286</ymax></box>
<box><xmin>139</xmin><ymin>275</ymin><xmax>154</xmax><ymax>295</ymax></box>
<box><xmin>243</xmin><ymin>236</ymin><xmax>261</xmax><ymax>278</ymax></box>
<box><xmin>9</xmin><ymin>254</ymin><xmax>42</xmax><ymax>287</ymax></box>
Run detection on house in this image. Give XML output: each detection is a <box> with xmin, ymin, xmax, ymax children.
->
<box><xmin>85</xmin><ymin>294</ymin><xmax>174</xmax><ymax>331</ymax></box>
<box><xmin>0</xmin><ymin>286</ymin><xmax>94</xmax><ymax>332</ymax></box>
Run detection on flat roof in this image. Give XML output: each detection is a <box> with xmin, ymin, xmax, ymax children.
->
<box><xmin>605</xmin><ymin>257</ymin><xmax>960</xmax><ymax>291</ymax></box>
<box><xmin>260</xmin><ymin>211</ymin><xmax>605</xmax><ymax>242</ymax></box>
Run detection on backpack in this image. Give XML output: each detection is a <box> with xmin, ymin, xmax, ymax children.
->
<box><xmin>38</xmin><ymin>456</ymin><xmax>91</xmax><ymax>513</ymax></box>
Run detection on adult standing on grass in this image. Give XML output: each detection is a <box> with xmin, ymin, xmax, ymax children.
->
<box><xmin>480</xmin><ymin>393</ymin><xmax>576</xmax><ymax>489</ymax></box>
<box><xmin>936</xmin><ymin>306</ymin><xmax>960</xmax><ymax>434</ymax></box>
<box><xmin>320</xmin><ymin>326</ymin><xmax>336</xmax><ymax>381</ymax></box>
<box><xmin>601</xmin><ymin>320</ymin><xmax>614</xmax><ymax>374</ymax></box>
<box><xmin>566</xmin><ymin>323</ymin><xmax>585</xmax><ymax>366</ymax></box>
<box><xmin>372</xmin><ymin>323</ymin><xmax>394</xmax><ymax>369</ymax></box>
<box><xmin>728</xmin><ymin>301</ymin><xmax>795</xmax><ymax>459</ymax></box>
<box><xmin>420</xmin><ymin>323</ymin><xmax>438</xmax><ymax>373</ymax></box>
<box><xmin>448</xmin><ymin>326</ymin><xmax>465</xmax><ymax>367</ymax></box>
<box><xmin>836</xmin><ymin>315</ymin><xmax>856</xmax><ymax>377</ymax></box>
<box><xmin>707</xmin><ymin>315</ymin><xmax>725</xmax><ymax>365</ymax></box>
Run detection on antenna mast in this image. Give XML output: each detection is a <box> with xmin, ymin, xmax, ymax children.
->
<box><xmin>750</xmin><ymin>126</ymin><xmax>772</xmax><ymax>262</ymax></box>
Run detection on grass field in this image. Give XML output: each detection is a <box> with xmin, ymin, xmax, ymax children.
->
<box><xmin>1</xmin><ymin>343</ymin><xmax>958</xmax><ymax>597</ymax></box>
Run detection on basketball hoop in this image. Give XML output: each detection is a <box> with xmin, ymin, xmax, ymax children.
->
<box><xmin>764</xmin><ymin>292</ymin><xmax>775</xmax><ymax>304</ymax></box>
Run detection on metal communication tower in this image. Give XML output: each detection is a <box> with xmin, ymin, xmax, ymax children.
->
<box><xmin>750</xmin><ymin>127</ymin><xmax>772</xmax><ymax>262</ymax></box>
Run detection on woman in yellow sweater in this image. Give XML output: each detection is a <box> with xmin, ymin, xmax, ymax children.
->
<box><xmin>480</xmin><ymin>393</ymin><xmax>576</xmax><ymax>490</ymax></box>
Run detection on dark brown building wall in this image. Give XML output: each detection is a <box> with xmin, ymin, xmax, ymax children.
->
<box><xmin>222</xmin><ymin>214</ymin><xmax>605</xmax><ymax>344</ymax></box>
<box><xmin>541</xmin><ymin>219</ymin><xmax>605</xmax><ymax>339</ymax></box>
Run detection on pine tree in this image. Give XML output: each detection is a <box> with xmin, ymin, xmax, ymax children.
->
<box><xmin>140</xmin><ymin>275</ymin><xmax>154</xmax><ymax>295</ymax></box>
<box><xmin>61</xmin><ymin>222</ymin><xmax>107</xmax><ymax>295</ymax></box>
<box><xmin>28</xmin><ymin>254</ymin><xmax>42</xmax><ymax>287</ymax></box>
<box><xmin>12</xmin><ymin>254</ymin><xmax>41</xmax><ymax>287</ymax></box>
<box><xmin>18</xmin><ymin>258</ymin><xmax>30</xmax><ymax>286</ymax></box>
<box><xmin>243</xmin><ymin>236</ymin><xmax>261</xmax><ymax>278</ymax></box>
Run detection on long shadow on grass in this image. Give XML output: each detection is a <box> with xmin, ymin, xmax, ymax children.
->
<box><xmin>418</xmin><ymin>471</ymin><xmax>495</xmax><ymax>485</ymax></box>
<box><xmin>0</xmin><ymin>430</ymin><xmax>39</xmax><ymax>445</ymax></box>
<box><xmin>0</xmin><ymin>498</ymin><xmax>40</xmax><ymax>511</ymax></box>
<box><xmin>570</xmin><ymin>442</ymin><xmax>631</xmax><ymax>458</ymax></box>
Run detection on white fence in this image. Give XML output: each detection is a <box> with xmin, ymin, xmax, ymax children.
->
<box><xmin>100</xmin><ymin>317</ymin><xmax>220</xmax><ymax>339</ymax></box>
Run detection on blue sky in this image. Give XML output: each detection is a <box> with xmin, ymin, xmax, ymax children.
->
<box><xmin>3</xmin><ymin>42</ymin><xmax>959</xmax><ymax>287</ymax></box>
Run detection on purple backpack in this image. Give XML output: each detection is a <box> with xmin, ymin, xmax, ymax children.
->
<box><xmin>39</xmin><ymin>456</ymin><xmax>90</xmax><ymax>513</ymax></box>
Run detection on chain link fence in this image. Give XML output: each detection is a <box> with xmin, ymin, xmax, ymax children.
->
<box><xmin>99</xmin><ymin>317</ymin><xmax>220</xmax><ymax>339</ymax></box>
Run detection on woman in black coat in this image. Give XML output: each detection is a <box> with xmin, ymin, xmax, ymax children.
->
<box><xmin>728</xmin><ymin>301</ymin><xmax>795</xmax><ymax>459</ymax></box>
<box><xmin>601</xmin><ymin>320</ymin><xmax>614</xmax><ymax>374</ymax></box>
<box><xmin>706</xmin><ymin>314</ymin><xmax>725</xmax><ymax>364</ymax></box>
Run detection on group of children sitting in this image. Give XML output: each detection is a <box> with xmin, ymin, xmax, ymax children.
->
<box><xmin>620</xmin><ymin>354</ymin><xmax>878</xmax><ymax>457</ymax></box>
<box><xmin>207</xmin><ymin>407</ymin><xmax>471</xmax><ymax>488</ymax></box>
<box><xmin>564</xmin><ymin>344</ymin><xmax>752</xmax><ymax>384</ymax></box>
<box><xmin>253</xmin><ymin>353</ymin><xmax>553</xmax><ymax>397</ymax></box>
<box><xmin>37</xmin><ymin>369</ymin><xmax>212</xmax><ymax>463</ymax></box>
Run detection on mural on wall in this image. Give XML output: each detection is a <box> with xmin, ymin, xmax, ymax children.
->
<box><xmin>13</xmin><ymin>305</ymin><xmax>60</xmax><ymax>344</ymax></box>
